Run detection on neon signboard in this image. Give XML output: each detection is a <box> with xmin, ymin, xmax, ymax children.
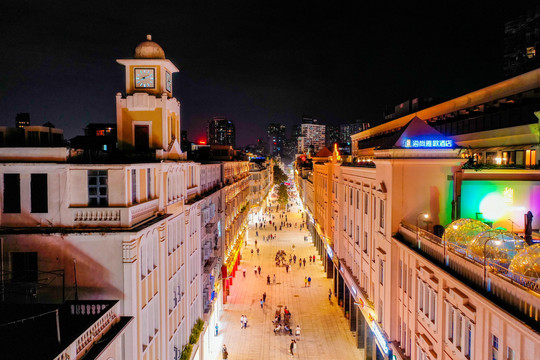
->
<box><xmin>326</xmin><ymin>244</ymin><xmax>334</xmax><ymax>259</ymax></box>
<box><xmin>403</xmin><ymin>138</ymin><xmax>453</xmax><ymax>148</ymax></box>
<box><xmin>372</xmin><ymin>321</ymin><xmax>390</xmax><ymax>354</ymax></box>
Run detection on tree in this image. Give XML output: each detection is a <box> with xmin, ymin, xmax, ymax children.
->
<box><xmin>273</xmin><ymin>164</ymin><xmax>287</xmax><ymax>185</ymax></box>
<box><xmin>278</xmin><ymin>183</ymin><xmax>288</xmax><ymax>205</ymax></box>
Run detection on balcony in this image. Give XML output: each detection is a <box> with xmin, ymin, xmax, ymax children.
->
<box><xmin>71</xmin><ymin>199</ymin><xmax>159</xmax><ymax>228</ymax></box>
<box><xmin>398</xmin><ymin>222</ymin><xmax>540</xmax><ymax>330</ymax></box>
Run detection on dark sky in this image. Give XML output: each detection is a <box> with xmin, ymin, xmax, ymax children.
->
<box><xmin>0</xmin><ymin>0</ymin><xmax>537</xmax><ymax>146</ymax></box>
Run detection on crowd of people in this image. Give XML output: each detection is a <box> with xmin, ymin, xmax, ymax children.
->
<box><xmin>221</xmin><ymin>179</ymin><xmax>319</xmax><ymax>358</ymax></box>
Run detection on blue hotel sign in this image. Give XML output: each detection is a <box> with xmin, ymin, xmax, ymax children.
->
<box><xmin>403</xmin><ymin>138</ymin><xmax>453</xmax><ymax>148</ymax></box>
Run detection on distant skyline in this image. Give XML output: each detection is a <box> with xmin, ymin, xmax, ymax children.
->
<box><xmin>0</xmin><ymin>0</ymin><xmax>538</xmax><ymax>147</ymax></box>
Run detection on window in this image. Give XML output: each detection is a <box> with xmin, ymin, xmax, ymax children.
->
<box><xmin>88</xmin><ymin>170</ymin><xmax>108</xmax><ymax>206</ymax></box>
<box><xmin>11</xmin><ymin>252</ymin><xmax>38</xmax><ymax>282</ymax></box>
<box><xmin>447</xmin><ymin>305</ymin><xmax>455</xmax><ymax>342</ymax></box>
<box><xmin>492</xmin><ymin>334</ymin><xmax>499</xmax><ymax>360</ymax></box>
<box><xmin>363</xmin><ymin>232</ymin><xmax>368</xmax><ymax>253</ymax></box>
<box><xmin>465</xmin><ymin>321</ymin><xmax>473</xmax><ymax>359</ymax></box>
<box><xmin>364</xmin><ymin>193</ymin><xmax>368</xmax><ymax>215</ymax></box>
<box><xmin>418</xmin><ymin>280</ymin><xmax>423</xmax><ymax>311</ymax></box>
<box><xmin>378</xmin><ymin>299</ymin><xmax>384</xmax><ymax>325</ymax></box>
<box><xmin>3</xmin><ymin>174</ymin><xmax>21</xmax><ymax>213</ymax></box>
<box><xmin>356</xmin><ymin>190</ymin><xmax>359</xmax><ymax>209</ymax></box>
<box><xmin>344</xmin><ymin>215</ymin><xmax>347</xmax><ymax>232</ymax></box>
<box><xmin>356</xmin><ymin>225</ymin><xmax>359</xmax><ymax>245</ymax></box>
<box><xmin>379</xmin><ymin>199</ymin><xmax>385</xmax><ymax>229</ymax></box>
<box><xmin>131</xmin><ymin>169</ymin><xmax>137</xmax><ymax>204</ymax></box>
<box><xmin>350</xmin><ymin>188</ymin><xmax>353</xmax><ymax>205</ymax></box>
<box><xmin>430</xmin><ymin>290</ymin><xmax>437</xmax><ymax>324</ymax></box>
<box><xmin>456</xmin><ymin>312</ymin><xmax>463</xmax><ymax>349</ymax></box>
<box><xmin>408</xmin><ymin>268</ymin><xmax>412</xmax><ymax>298</ymax></box>
<box><xmin>506</xmin><ymin>346</ymin><xmax>514</xmax><ymax>360</ymax></box>
<box><xmin>31</xmin><ymin>174</ymin><xmax>48</xmax><ymax>213</ymax></box>
<box><xmin>379</xmin><ymin>259</ymin><xmax>384</xmax><ymax>285</ymax></box>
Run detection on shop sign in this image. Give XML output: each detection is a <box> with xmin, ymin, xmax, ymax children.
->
<box><xmin>403</xmin><ymin>138</ymin><xmax>453</xmax><ymax>148</ymax></box>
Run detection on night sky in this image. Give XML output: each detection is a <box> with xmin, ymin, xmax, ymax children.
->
<box><xmin>0</xmin><ymin>0</ymin><xmax>537</xmax><ymax>147</ymax></box>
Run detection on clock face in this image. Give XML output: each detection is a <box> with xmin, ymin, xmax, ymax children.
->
<box><xmin>166</xmin><ymin>71</ymin><xmax>172</xmax><ymax>92</ymax></box>
<box><xmin>134</xmin><ymin>68</ymin><xmax>155</xmax><ymax>88</ymax></box>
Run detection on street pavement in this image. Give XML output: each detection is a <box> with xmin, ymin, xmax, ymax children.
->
<box><xmin>213</xmin><ymin>190</ymin><xmax>362</xmax><ymax>359</ymax></box>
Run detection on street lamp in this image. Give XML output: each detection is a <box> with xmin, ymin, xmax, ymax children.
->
<box><xmin>416</xmin><ymin>213</ymin><xmax>429</xmax><ymax>249</ymax></box>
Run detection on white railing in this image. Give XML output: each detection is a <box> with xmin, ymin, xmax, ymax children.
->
<box><xmin>71</xmin><ymin>198</ymin><xmax>159</xmax><ymax>228</ymax></box>
<box><xmin>401</xmin><ymin>222</ymin><xmax>540</xmax><ymax>294</ymax></box>
<box><xmin>53</xmin><ymin>302</ymin><xmax>120</xmax><ymax>360</ymax></box>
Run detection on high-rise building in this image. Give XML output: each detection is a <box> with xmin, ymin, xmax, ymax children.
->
<box><xmin>504</xmin><ymin>4</ymin><xmax>540</xmax><ymax>77</ymax></box>
<box><xmin>15</xmin><ymin>113</ymin><xmax>30</xmax><ymax>129</ymax></box>
<box><xmin>207</xmin><ymin>117</ymin><xmax>236</xmax><ymax>148</ymax></box>
<box><xmin>298</xmin><ymin>121</ymin><xmax>325</xmax><ymax>154</ymax></box>
<box><xmin>267</xmin><ymin>123</ymin><xmax>286</xmax><ymax>156</ymax></box>
<box><xmin>339</xmin><ymin>121</ymin><xmax>370</xmax><ymax>144</ymax></box>
<box><xmin>325</xmin><ymin>124</ymin><xmax>340</xmax><ymax>148</ymax></box>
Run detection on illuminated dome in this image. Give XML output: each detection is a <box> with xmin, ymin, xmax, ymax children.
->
<box><xmin>442</xmin><ymin>218</ymin><xmax>491</xmax><ymax>246</ymax></box>
<box><xmin>466</xmin><ymin>229</ymin><xmax>527</xmax><ymax>266</ymax></box>
<box><xmin>134</xmin><ymin>34</ymin><xmax>165</xmax><ymax>59</ymax></box>
<box><xmin>509</xmin><ymin>244</ymin><xmax>540</xmax><ymax>278</ymax></box>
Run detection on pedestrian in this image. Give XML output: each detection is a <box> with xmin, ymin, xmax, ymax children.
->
<box><xmin>308</xmin><ymin>276</ymin><xmax>311</xmax><ymax>286</ymax></box>
<box><xmin>251</xmin><ymin>248</ymin><xmax>254</xmax><ymax>255</ymax></box>
<box><xmin>256</xmin><ymin>230</ymin><xmax>258</xmax><ymax>237</ymax></box>
<box><xmin>293</xmin><ymin>255</ymin><xmax>296</xmax><ymax>263</ymax></box>
<box><xmin>260</xmin><ymin>298</ymin><xmax>264</xmax><ymax>308</ymax></box>
<box><xmin>255</xmin><ymin>240</ymin><xmax>258</xmax><ymax>247</ymax></box>
<box><xmin>309</xmin><ymin>256</ymin><xmax>312</xmax><ymax>263</ymax></box>
<box><xmin>263</xmin><ymin>292</ymin><xmax>267</xmax><ymax>302</ymax></box>
<box><xmin>267</xmin><ymin>274</ymin><xmax>271</xmax><ymax>285</ymax></box>
<box><xmin>244</xmin><ymin>315</ymin><xmax>248</xmax><ymax>328</ymax></box>
<box><xmin>304</xmin><ymin>277</ymin><xmax>308</xmax><ymax>287</ymax></box>
<box><xmin>215</xmin><ymin>323</ymin><xmax>219</xmax><ymax>336</ymax></box>
<box><xmin>273</xmin><ymin>274</ymin><xmax>276</xmax><ymax>283</ymax></box>
<box><xmin>313</xmin><ymin>254</ymin><xmax>316</xmax><ymax>262</ymax></box>
<box><xmin>257</xmin><ymin>248</ymin><xmax>260</xmax><ymax>256</ymax></box>
<box><xmin>295</xmin><ymin>324</ymin><xmax>301</xmax><ymax>338</ymax></box>
<box><xmin>243</xmin><ymin>268</ymin><xmax>246</xmax><ymax>277</ymax></box>
<box><xmin>303</xmin><ymin>258</ymin><xmax>306</xmax><ymax>267</ymax></box>
<box><xmin>254</xmin><ymin>266</ymin><xmax>257</xmax><ymax>275</ymax></box>
<box><xmin>286</xmin><ymin>264</ymin><xmax>289</xmax><ymax>273</ymax></box>
<box><xmin>290</xmin><ymin>339</ymin><xmax>296</xmax><ymax>356</ymax></box>
<box><xmin>222</xmin><ymin>344</ymin><xmax>228</xmax><ymax>359</ymax></box>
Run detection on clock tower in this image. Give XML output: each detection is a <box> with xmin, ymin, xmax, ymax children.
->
<box><xmin>116</xmin><ymin>35</ymin><xmax>183</xmax><ymax>158</ymax></box>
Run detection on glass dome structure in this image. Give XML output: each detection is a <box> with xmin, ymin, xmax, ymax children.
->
<box><xmin>442</xmin><ymin>218</ymin><xmax>491</xmax><ymax>246</ymax></box>
<box><xmin>466</xmin><ymin>229</ymin><xmax>528</xmax><ymax>266</ymax></box>
<box><xmin>509</xmin><ymin>244</ymin><xmax>540</xmax><ymax>279</ymax></box>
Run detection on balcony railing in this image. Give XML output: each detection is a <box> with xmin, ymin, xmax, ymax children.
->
<box><xmin>400</xmin><ymin>221</ymin><xmax>540</xmax><ymax>293</ymax></box>
<box><xmin>399</xmin><ymin>221</ymin><xmax>540</xmax><ymax>329</ymax></box>
<box><xmin>71</xmin><ymin>199</ymin><xmax>159</xmax><ymax>228</ymax></box>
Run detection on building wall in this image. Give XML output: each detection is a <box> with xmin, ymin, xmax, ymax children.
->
<box><xmin>303</xmin><ymin>146</ymin><xmax>540</xmax><ymax>360</ymax></box>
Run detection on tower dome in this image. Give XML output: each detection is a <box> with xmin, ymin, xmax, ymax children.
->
<box><xmin>134</xmin><ymin>34</ymin><xmax>165</xmax><ymax>59</ymax></box>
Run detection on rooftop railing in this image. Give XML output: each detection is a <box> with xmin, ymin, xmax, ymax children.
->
<box><xmin>400</xmin><ymin>221</ymin><xmax>540</xmax><ymax>294</ymax></box>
